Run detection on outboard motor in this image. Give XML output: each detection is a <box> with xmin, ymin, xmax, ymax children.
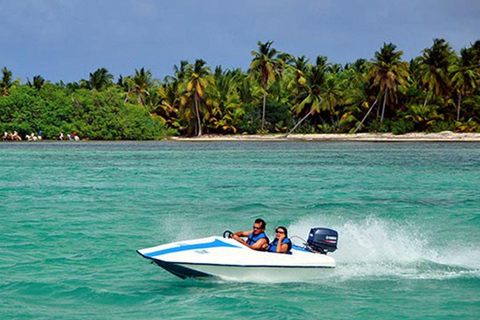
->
<box><xmin>306</xmin><ymin>228</ymin><xmax>338</xmax><ymax>254</ymax></box>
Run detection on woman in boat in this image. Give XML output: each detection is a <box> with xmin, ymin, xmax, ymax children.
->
<box><xmin>267</xmin><ymin>226</ymin><xmax>292</xmax><ymax>254</ymax></box>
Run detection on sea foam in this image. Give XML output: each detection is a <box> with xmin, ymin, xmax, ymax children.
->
<box><xmin>289</xmin><ymin>215</ymin><xmax>480</xmax><ymax>281</ymax></box>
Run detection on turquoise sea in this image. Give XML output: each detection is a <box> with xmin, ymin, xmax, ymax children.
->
<box><xmin>1</xmin><ymin>141</ymin><xmax>479</xmax><ymax>319</ymax></box>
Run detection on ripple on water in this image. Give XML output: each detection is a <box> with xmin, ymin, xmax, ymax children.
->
<box><xmin>1</xmin><ymin>141</ymin><xmax>480</xmax><ymax>319</ymax></box>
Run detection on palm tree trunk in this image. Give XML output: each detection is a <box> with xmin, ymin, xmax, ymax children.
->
<box><xmin>380</xmin><ymin>88</ymin><xmax>388</xmax><ymax>124</ymax></box>
<box><xmin>124</xmin><ymin>88</ymin><xmax>131</xmax><ymax>105</ymax></box>
<box><xmin>353</xmin><ymin>99</ymin><xmax>378</xmax><ymax>134</ymax></box>
<box><xmin>194</xmin><ymin>92</ymin><xmax>202</xmax><ymax>136</ymax></box>
<box><xmin>261</xmin><ymin>91</ymin><xmax>267</xmax><ymax>132</ymax></box>
<box><xmin>284</xmin><ymin>111</ymin><xmax>312</xmax><ymax>137</ymax></box>
<box><xmin>456</xmin><ymin>94</ymin><xmax>462</xmax><ymax>122</ymax></box>
<box><xmin>423</xmin><ymin>88</ymin><xmax>431</xmax><ymax>107</ymax></box>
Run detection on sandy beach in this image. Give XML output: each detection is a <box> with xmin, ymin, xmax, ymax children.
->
<box><xmin>169</xmin><ymin>132</ymin><xmax>480</xmax><ymax>142</ymax></box>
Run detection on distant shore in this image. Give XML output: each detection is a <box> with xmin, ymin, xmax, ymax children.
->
<box><xmin>3</xmin><ymin>131</ymin><xmax>480</xmax><ymax>143</ymax></box>
<box><xmin>169</xmin><ymin>131</ymin><xmax>480</xmax><ymax>142</ymax></box>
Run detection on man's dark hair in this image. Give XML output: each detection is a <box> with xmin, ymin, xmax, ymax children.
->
<box><xmin>255</xmin><ymin>218</ymin><xmax>266</xmax><ymax>229</ymax></box>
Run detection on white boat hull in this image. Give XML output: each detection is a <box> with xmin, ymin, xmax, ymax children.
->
<box><xmin>138</xmin><ymin>236</ymin><xmax>335</xmax><ymax>282</ymax></box>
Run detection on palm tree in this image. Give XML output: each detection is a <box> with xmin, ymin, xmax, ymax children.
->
<box><xmin>336</xmin><ymin>62</ymin><xmax>374</xmax><ymax>133</ymax></box>
<box><xmin>0</xmin><ymin>67</ymin><xmax>20</xmax><ymax>97</ymax></box>
<box><xmin>181</xmin><ymin>59</ymin><xmax>214</xmax><ymax>136</ymax></box>
<box><xmin>151</xmin><ymin>81</ymin><xmax>181</xmax><ymax>126</ymax></box>
<box><xmin>469</xmin><ymin>40</ymin><xmax>480</xmax><ymax>75</ymax></box>
<box><xmin>345</xmin><ymin>58</ymin><xmax>369</xmax><ymax>74</ymax></box>
<box><xmin>210</xmin><ymin>66</ymin><xmax>243</xmax><ymax>133</ymax></box>
<box><xmin>315</xmin><ymin>56</ymin><xmax>328</xmax><ymax>68</ymax></box>
<box><xmin>250</xmin><ymin>41</ymin><xmax>282</xmax><ymax>131</ymax></box>
<box><xmin>124</xmin><ymin>68</ymin><xmax>153</xmax><ymax>105</ymax></box>
<box><xmin>27</xmin><ymin>75</ymin><xmax>46</xmax><ymax>90</ymax></box>
<box><xmin>327</xmin><ymin>63</ymin><xmax>343</xmax><ymax>74</ymax></box>
<box><xmin>152</xmin><ymin>61</ymin><xmax>190</xmax><ymax>127</ymax></box>
<box><xmin>367</xmin><ymin>43</ymin><xmax>409</xmax><ymax>124</ymax></box>
<box><xmin>416</xmin><ymin>39</ymin><xmax>455</xmax><ymax>107</ymax></box>
<box><xmin>173</xmin><ymin>60</ymin><xmax>189</xmax><ymax>83</ymax></box>
<box><xmin>235</xmin><ymin>68</ymin><xmax>258</xmax><ymax>105</ymax></box>
<box><xmin>153</xmin><ymin>62</ymin><xmax>196</xmax><ymax>129</ymax></box>
<box><xmin>450</xmin><ymin>47</ymin><xmax>478</xmax><ymax>121</ymax></box>
<box><xmin>286</xmin><ymin>64</ymin><xmax>327</xmax><ymax>135</ymax></box>
<box><xmin>321</xmin><ymin>73</ymin><xmax>345</xmax><ymax>126</ymax></box>
<box><xmin>83</xmin><ymin>68</ymin><xmax>113</xmax><ymax>91</ymax></box>
<box><xmin>405</xmin><ymin>104</ymin><xmax>444</xmax><ymax>131</ymax></box>
<box><xmin>286</xmin><ymin>55</ymin><xmax>311</xmax><ymax>91</ymax></box>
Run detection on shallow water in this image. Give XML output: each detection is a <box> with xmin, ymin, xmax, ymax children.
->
<box><xmin>1</xmin><ymin>141</ymin><xmax>479</xmax><ymax>319</ymax></box>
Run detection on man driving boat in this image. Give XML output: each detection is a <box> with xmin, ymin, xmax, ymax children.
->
<box><xmin>231</xmin><ymin>218</ymin><xmax>269</xmax><ymax>251</ymax></box>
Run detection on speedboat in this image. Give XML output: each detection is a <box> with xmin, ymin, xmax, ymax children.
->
<box><xmin>137</xmin><ymin>228</ymin><xmax>338</xmax><ymax>282</ymax></box>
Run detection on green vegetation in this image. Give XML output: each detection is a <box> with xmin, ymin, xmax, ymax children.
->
<box><xmin>1</xmin><ymin>38</ymin><xmax>480</xmax><ymax>140</ymax></box>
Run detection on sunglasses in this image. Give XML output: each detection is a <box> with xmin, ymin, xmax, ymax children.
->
<box><xmin>253</xmin><ymin>226</ymin><xmax>263</xmax><ymax>230</ymax></box>
<box><xmin>275</xmin><ymin>230</ymin><xmax>285</xmax><ymax>234</ymax></box>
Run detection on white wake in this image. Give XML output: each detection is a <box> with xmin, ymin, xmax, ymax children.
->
<box><xmin>289</xmin><ymin>215</ymin><xmax>480</xmax><ymax>281</ymax></box>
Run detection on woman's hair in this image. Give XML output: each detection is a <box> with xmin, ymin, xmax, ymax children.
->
<box><xmin>276</xmin><ymin>226</ymin><xmax>288</xmax><ymax>237</ymax></box>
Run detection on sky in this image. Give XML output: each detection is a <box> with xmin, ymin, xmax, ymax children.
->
<box><xmin>0</xmin><ymin>0</ymin><xmax>479</xmax><ymax>83</ymax></box>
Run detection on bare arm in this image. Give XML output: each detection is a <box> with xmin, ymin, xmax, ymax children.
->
<box><xmin>234</xmin><ymin>230</ymin><xmax>251</xmax><ymax>238</ymax></box>
<box><xmin>275</xmin><ymin>234</ymin><xmax>289</xmax><ymax>253</ymax></box>
<box><xmin>232</xmin><ymin>230</ymin><xmax>268</xmax><ymax>250</ymax></box>
<box><xmin>232</xmin><ymin>230</ymin><xmax>251</xmax><ymax>245</ymax></box>
<box><xmin>249</xmin><ymin>238</ymin><xmax>268</xmax><ymax>250</ymax></box>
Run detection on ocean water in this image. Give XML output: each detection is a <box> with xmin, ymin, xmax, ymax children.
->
<box><xmin>1</xmin><ymin>141</ymin><xmax>479</xmax><ymax>319</ymax></box>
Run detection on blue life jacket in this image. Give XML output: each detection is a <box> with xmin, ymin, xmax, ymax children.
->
<box><xmin>267</xmin><ymin>238</ymin><xmax>292</xmax><ymax>253</ymax></box>
<box><xmin>246</xmin><ymin>231</ymin><xmax>269</xmax><ymax>246</ymax></box>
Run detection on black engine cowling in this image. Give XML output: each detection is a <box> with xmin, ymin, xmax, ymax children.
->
<box><xmin>306</xmin><ymin>227</ymin><xmax>338</xmax><ymax>254</ymax></box>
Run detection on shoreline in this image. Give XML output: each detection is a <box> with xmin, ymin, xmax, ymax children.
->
<box><xmin>3</xmin><ymin>132</ymin><xmax>480</xmax><ymax>143</ymax></box>
<box><xmin>169</xmin><ymin>132</ymin><xmax>480</xmax><ymax>142</ymax></box>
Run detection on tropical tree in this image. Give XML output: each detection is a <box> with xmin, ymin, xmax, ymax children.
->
<box><xmin>152</xmin><ymin>62</ymin><xmax>192</xmax><ymax>129</ymax></box>
<box><xmin>345</xmin><ymin>58</ymin><xmax>369</xmax><ymax>74</ymax></box>
<box><xmin>338</xmin><ymin>62</ymin><xmax>373</xmax><ymax>133</ymax></box>
<box><xmin>173</xmin><ymin>60</ymin><xmax>189</xmax><ymax>83</ymax></box>
<box><xmin>209</xmin><ymin>67</ymin><xmax>244</xmax><ymax>133</ymax></box>
<box><xmin>286</xmin><ymin>64</ymin><xmax>327</xmax><ymax>135</ymax></box>
<box><xmin>450</xmin><ymin>47</ymin><xmax>478</xmax><ymax>121</ymax></box>
<box><xmin>0</xmin><ymin>67</ymin><xmax>20</xmax><ymax>97</ymax></box>
<box><xmin>81</xmin><ymin>68</ymin><xmax>114</xmax><ymax>91</ymax></box>
<box><xmin>327</xmin><ymin>63</ymin><xmax>343</xmax><ymax>74</ymax></box>
<box><xmin>180</xmin><ymin>59</ymin><xmax>214</xmax><ymax>136</ymax></box>
<box><xmin>286</xmin><ymin>55</ymin><xmax>310</xmax><ymax>92</ymax></box>
<box><xmin>250</xmin><ymin>40</ymin><xmax>282</xmax><ymax>131</ymax></box>
<box><xmin>124</xmin><ymin>68</ymin><xmax>154</xmax><ymax>105</ymax></box>
<box><xmin>405</xmin><ymin>104</ymin><xmax>444</xmax><ymax>131</ymax></box>
<box><xmin>27</xmin><ymin>75</ymin><xmax>46</xmax><ymax>90</ymax></box>
<box><xmin>367</xmin><ymin>43</ymin><xmax>410</xmax><ymax>124</ymax></box>
<box><xmin>416</xmin><ymin>38</ymin><xmax>455</xmax><ymax>107</ymax></box>
<box><xmin>150</xmin><ymin>81</ymin><xmax>180</xmax><ymax>126</ymax></box>
<box><xmin>237</xmin><ymin>72</ymin><xmax>261</xmax><ymax>107</ymax></box>
<box><xmin>321</xmin><ymin>72</ymin><xmax>346</xmax><ymax>130</ymax></box>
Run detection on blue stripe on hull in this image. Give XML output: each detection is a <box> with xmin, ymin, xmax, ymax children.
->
<box><xmin>142</xmin><ymin>238</ymin><xmax>241</xmax><ymax>258</ymax></box>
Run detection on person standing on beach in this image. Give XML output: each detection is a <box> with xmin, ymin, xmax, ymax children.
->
<box><xmin>231</xmin><ymin>218</ymin><xmax>269</xmax><ymax>251</ymax></box>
